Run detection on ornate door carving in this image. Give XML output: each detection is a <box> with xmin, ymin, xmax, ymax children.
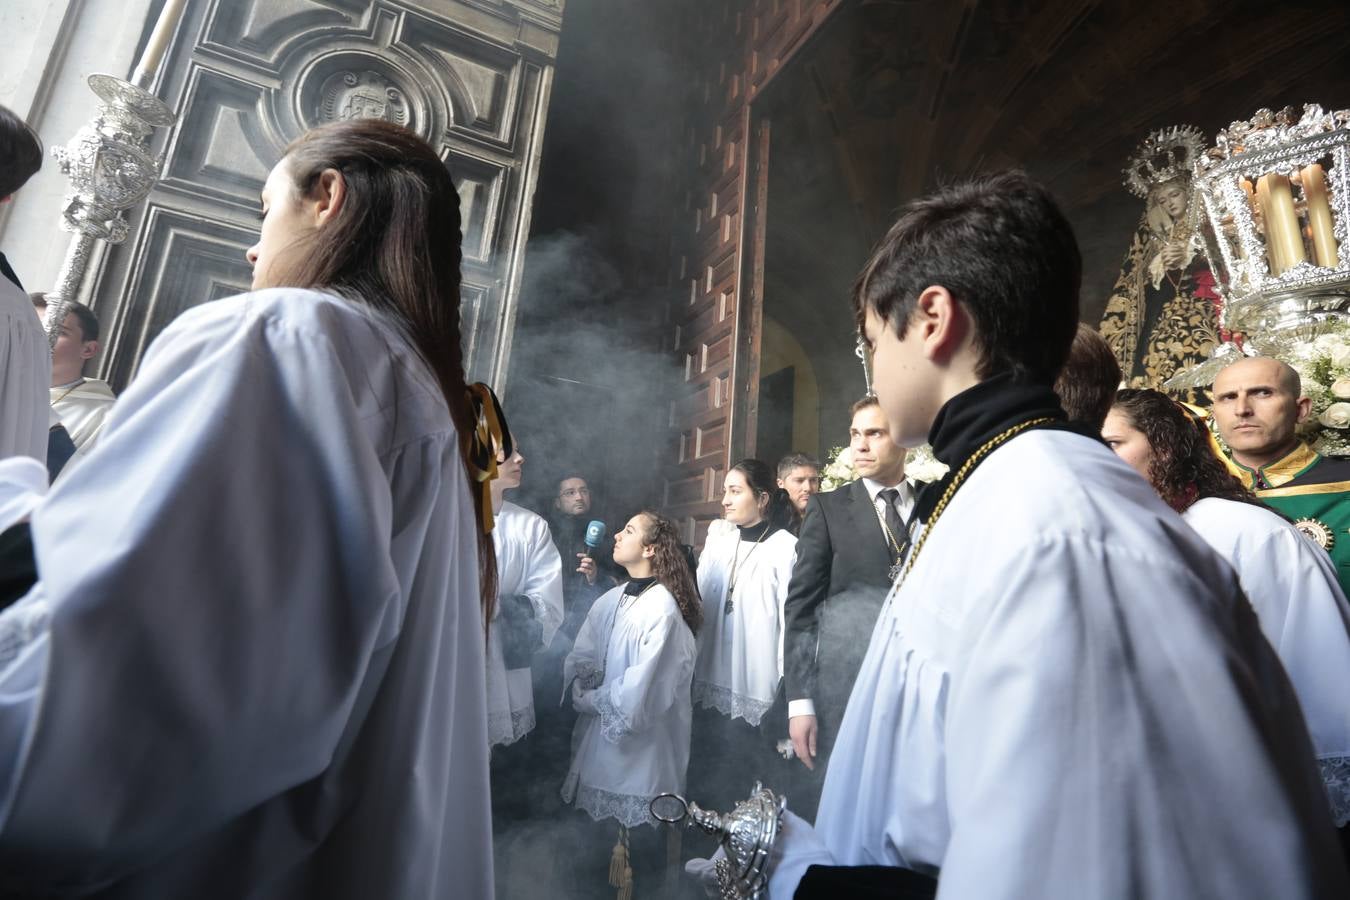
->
<box><xmin>93</xmin><ymin>0</ymin><xmax>563</xmax><ymax>389</ymax></box>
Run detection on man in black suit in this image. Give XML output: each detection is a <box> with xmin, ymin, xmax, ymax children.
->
<box><xmin>783</xmin><ymin>395</ymin><xmax>914</xmax><ymax>815</ymax></box>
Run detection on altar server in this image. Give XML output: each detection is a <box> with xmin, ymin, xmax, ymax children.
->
<box><xmin>691</xmin><ymin>458</ymin><xmax>796</xmax><ymax>805</ymax></box>
<box><xmin>561</xmin><ymin>510</ymin><xmax>700</xmax><ymax>827</ymax></box>
<box><xmin>0</xmin><ymin>120</ymin><xmax>497</xmax><ymax>899</ymax></box>
<box><xmin>0</xmin><ymin>104</ymin><xmax>48</xmax><ymax>463</ymax></box>
<box><xmin>1106</xmin><ymin>388</ymin><xmax>1350</xmax><ymax>840</ymax></box>
<box><xmin>695</xmin><ymin>459</ymin><xmax>797</xmax><ymax>726</ymax></box>
<box><xmin>486</xmin><ymin>444</ymin><xmax>565</xmax><ymax>749</ymax></box>
<box><xmin>757</xmin><ymin>171</ymin><xmax>1346</xmax><ymax>898</ymax></box>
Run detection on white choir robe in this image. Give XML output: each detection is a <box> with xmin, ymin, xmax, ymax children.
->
<box><xmin>51</xmin><ymin>377</ymin><xmax>116</xmax><ymax>450</ymax></box>
<box><xmin>487</xmin><ymin>500</ymin><xmax>564</xmax><ymax>747</ymax></box>
<box><xmin>562</xmin><ymin>583</ymin><xmax>696</xmax><ymax>827</ymax></box>
<box><xmin>1184</xmin><ymin>495</ymin><xmax>1350</xmax><ymax>825</ymax></box>
<box><xmin>782</xmin><ymin>430</ymin><xmax>1348</xmax><ymax>899</ymax></box>
<box><xmin>0</xmin><ymin>288</ymin><xmax>494</xmax><ymax>899</ymax></box>
<box><xmin>694</xmin><ymin>526</ymin><xmax>796</xmax><ymax>725</ymax></box>
<box><xmin>0</xmin><ymin>274</ymin><xmax>48</xmax><ymax>462</ymax></box>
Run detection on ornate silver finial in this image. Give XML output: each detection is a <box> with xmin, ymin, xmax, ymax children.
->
<box><xmin>651</xmin><ymin>783</ymin><xmax>785</xmax><ymax>899</ymax></box>
<box><xmin>43</xmin><ymin>75</ymin><xmax>176</xmax><ymax>348</ymax></box>
<box><xmin>1122</xmin><ymin>125</ymin><xmax>1207</xmax><ymax>198</ymax></box>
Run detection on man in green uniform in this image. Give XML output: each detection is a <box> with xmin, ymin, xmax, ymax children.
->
<box><xmin>1211</xmin><ymin>356</ymin><xmax>1350</xmax><ymax>594</ymax></box>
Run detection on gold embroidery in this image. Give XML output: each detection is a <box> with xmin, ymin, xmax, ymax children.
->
<box><xmin>1233</xmin><ymin>443</ymin><xmax>1322</xmax><ymax>490</ymax></box>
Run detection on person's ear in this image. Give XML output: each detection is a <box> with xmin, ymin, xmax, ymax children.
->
<box><xmin>310</xmin><ymin>168</ymin><xmax>347</xmax><ymax>226</ymax></box>
<box><xmin>913</xmin><ymin>285</ymin><xmax>969</xmax><ymax>364</ymax></box>
<box><xmin>80</xmin><ymin>339</ymin><xmax>99</xmax><ymax>361</ymax></box>
<box><xmin>641</xmin><ymin>543</ymin><xmax>655</xmax><ymax>560</ymax></box>
<box><xmin>1296</xmin><ymin>395</ymin><xmax>1313</xmax><ymax>424</ymax></box>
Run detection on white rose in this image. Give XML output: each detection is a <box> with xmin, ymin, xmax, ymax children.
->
<box><xmin>1331</xmin><ymin>343</ymin><xmax>1350</xmax><ymax>367</ymax></box>
<box><xmin>1320</xmin><ymin>402</ymin><xmax>1350</xmax><ymax>429</ymax></box>
<box><xmin>1332</xmin><ymin>377</ymin><xmax>1350</xmax><ymax>399</ymax></box>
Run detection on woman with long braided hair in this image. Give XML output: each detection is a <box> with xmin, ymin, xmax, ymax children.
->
<box><xmin>0</xmin><ymin>119</ymin><xmax>498</xmax><ymax>897</ymax></box>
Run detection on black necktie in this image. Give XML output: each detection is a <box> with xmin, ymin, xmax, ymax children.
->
<box><xmin>879</xmin><ymin>488</ymin><xmax>908</xmax><ymax>557</ymax></box>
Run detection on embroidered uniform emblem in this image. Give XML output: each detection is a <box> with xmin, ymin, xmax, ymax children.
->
<box><xmin>1295</xmin><ymin>517</ymin><xmax>1335</xmax><ymax>551</ymax></box>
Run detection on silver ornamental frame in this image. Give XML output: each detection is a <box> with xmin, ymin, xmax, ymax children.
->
<box><xmin>1168</xmin><ymin>105</ymin><xmax>1350</xmax><ymax>390</ymax></box>
<box><xmin>651</xmin><ymin>782</ymin><xmax>786</xmax><ymax>899</ymax></box>
<box><xmin>41</xmin><ymin>74</ymin><xmax>176</xmax><ymax>348</ymax></box>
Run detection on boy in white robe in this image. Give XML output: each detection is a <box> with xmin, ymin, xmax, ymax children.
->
<box><xmin>486</xmin><ymin>450</ymin><xmax>565</xmax><ymax>748</ymax></box>
<box><xmin>0</xmin><ymin>274</ymin><xmax>47</xmax><ymax>463</ymax></box>
<box><xmin>0</xmin><ymin>104</ymin><xmax>48</xmax><ymax>464</ymax></box>
<box><xmin>32</xmin><ymin>297</ymin><xmax>117</xmax><ymax>454</ymax></box>
<box><xmin>712</xmin><ymin>171</ymin><xmax>1348</xmax><ymax>899</ymax></box>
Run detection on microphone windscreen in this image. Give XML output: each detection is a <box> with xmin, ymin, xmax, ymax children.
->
<box><xmin>584</xmin><ymin>520</ymin><xmax>606</xmax><ymax>549</ymax></box>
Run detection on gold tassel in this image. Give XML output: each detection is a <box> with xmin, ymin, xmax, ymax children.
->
<box><xmin>608</xmin><ymin>826</ymin><xmax>630</xmax><ymax>887</ymax></box>
<box><xmin>617</xmin><ymin>864</ymin><xmax>633</xmax><ymax>900</ymax></box>
<box><xmin>464</xmin><ymin>383</ymin><xmax>512</xmax><ymax>534</ymax></box>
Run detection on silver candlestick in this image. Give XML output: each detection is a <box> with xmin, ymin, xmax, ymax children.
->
<box><xmin>42</xmin><ymin>74</ymin><xmax>175</xmax><ymax>347</ymax></box>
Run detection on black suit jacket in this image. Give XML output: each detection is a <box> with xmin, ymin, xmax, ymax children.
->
<box><xmin>783</xmin><ymin>479</ymin><xmax>897</xmax><ymax>729</ymax></box>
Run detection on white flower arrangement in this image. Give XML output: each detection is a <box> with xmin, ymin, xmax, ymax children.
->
<box><xmin>1285</xmin><ymin>324</ymin><xmax>1350</xmax><ymax>457</ymax></box>
<box><xmin>819</xmin><ymin>443</ymin><xmax>949</xmax><ymax>491</ymax></box>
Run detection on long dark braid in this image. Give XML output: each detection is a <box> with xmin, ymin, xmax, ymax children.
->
<box><xmin>638</xmin><ymin>511</ymin><xmax>702</xmax><ymax>635</ymax></box>
<box><xmin>275</xmin><ymin>119</ymin><xmax>496</xmax><ymax>623</ymax></box>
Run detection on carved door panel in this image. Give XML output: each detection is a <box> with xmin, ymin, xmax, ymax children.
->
<box><xmin>94</xmin><ymin>0</ymin><xmax>562</xmax><ymax>389</ymax></box>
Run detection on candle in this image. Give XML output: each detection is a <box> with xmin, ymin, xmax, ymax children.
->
<box><xmin>1256</xmin><ymin>175</ymin><xmax>1285</xmax><ymax>273</ymax></box>
<box><xmin>1302</xmin><ymin>163</ymin><xmax>1340</xmax><ymax>267</ymax></box>
<box><xmin>131</xmin><ymin>0</ymin><xmax>189</xmax><ymax>87</ymax></box>
<box><xmin>1258</xmin><ymin>173</ymin><xmax>1306</xmax><ymax>273</ymax></box>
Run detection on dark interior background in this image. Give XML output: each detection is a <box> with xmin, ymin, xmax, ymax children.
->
<box><xmin>511</xmin><ymin>0</ymin><xmax>1350</xmax><ymax>507</ymax></box>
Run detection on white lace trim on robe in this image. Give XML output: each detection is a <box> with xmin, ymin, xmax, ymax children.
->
<box><xmin>691</xmin><ymin>680</ymin><xmax>774</xmax><ymax>726</ymax></box>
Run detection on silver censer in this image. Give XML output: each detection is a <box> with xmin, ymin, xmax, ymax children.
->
<box><xmin>651</xmin><ymin>782</ymin><xmax>786</xmax><ymax>899</ymax></box>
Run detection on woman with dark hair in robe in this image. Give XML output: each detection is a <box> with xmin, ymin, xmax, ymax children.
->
<box><xmin>0</xmin><ymin>119</ymin><xmax>499</xmax><ymax>898</ymax></box>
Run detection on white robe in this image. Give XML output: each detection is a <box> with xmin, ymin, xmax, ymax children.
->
<box><xmin>487</xmin><ymin>499</ymin><xmax>564</xmax><ymax>747</ymax></box>
<box><xmin>694</xmin><ymin>526</ymin><xmax>796</xmax><ymax>725</ymax></box>
<box><xmin>1184</xmin><ymin>495</ymin><xmax>1350</xmax><ymax>825</ymax></box>
<box><xmin>50</xmin><ymin>377</ymin><xmax>116</xmax><ymax>450</ymax></box>
<box><xmin>792</xmin><ymin>430</ymin><xmax>1347</xmax><ymax>899</ymax></box>
<box><xmin>0</xmin><ymin>288</ymin><xmax>494</xmax><ymax>899</ymax></box>
<box><xmin>562</xmin><ymin>583</ymin><xmax>696</xmax><ymax>827</ymax></box>
<box><xmin>0</xmin><ymin>273</ymin><xmax>48</xmax><ymax>462</ymax></box>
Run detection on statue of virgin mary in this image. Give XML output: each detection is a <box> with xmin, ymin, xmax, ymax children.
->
<box><xmin>1099</xmin><ymin>126</ymin><xmax>1223</xmax><ymax>394</ymax></box>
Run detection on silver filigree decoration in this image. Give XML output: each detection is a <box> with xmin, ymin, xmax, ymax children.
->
<box><xmin>1168</xmin><ymin>102</ymin><xmax>1350</xmax><ymax>389</ymax></box>
<box><xmin>651</xmin><ymin>783</ymin><xmax>785</xmax><ymax>899</ymax></box>
<box><xmin>43</xmin><ymin>74</ymin><xmax>176</xmax><ymax>348</ymax></box>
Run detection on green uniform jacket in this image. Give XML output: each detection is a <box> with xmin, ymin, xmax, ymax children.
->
<box><xmin>1233</xmin><ymin>442</ymin><xmax>1350</xmax><ymax>597</ymax></box>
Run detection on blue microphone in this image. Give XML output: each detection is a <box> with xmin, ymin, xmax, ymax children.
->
<box><xmin>584</xmin><ymin>520</ymin><xmax>607</xmax><ymax>557</ymax></box>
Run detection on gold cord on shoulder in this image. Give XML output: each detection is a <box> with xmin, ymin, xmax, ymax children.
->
<box><xmin>894</xmin><ymin>417</ymin><xmax>1055</xmax><ymax>591</ymax></box>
